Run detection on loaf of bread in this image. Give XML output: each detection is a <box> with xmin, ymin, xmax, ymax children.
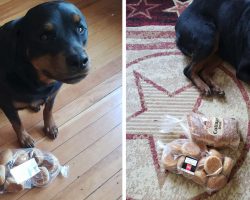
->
<box><xmin>187</xmin><ymin>113</ymin><xmax>240</xmax><ymax>149</ymax></box>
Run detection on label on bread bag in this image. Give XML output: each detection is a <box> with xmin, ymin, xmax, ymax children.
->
<box><xmin>10</xmin><ymin>158</ymin><xmax>40</xmax><ymax>184</ymax></box>
<box><xmin>180</xmin><ymin>156</ymin><xmax>198</xmax><ymax>175</ymax></box>
<box><xmin>205</xmin><ymin>117</ymin><xmax>224</xmax><ymax>136</ymax></box>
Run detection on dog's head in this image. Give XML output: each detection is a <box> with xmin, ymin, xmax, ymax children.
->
<box><xmin>19</xmin><ymin>1</ymin><xmax>89</xmax><ymax>84</ymax></box>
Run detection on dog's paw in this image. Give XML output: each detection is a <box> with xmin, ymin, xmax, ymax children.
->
<box><xmin>44</xmin><ymin>125</ymin><xmax>58</xmax><ymax>139</ymax></box>
<box><xmin>19</xmin><ymin>132</ymin><xmax>35</xmax><ymax>148</ymax></box>
<box><xmin>212</xmin><ymin>86</ymin><xmax>225</xmax><ymax>97</ymax></box>
<box><xmin>201</xmin><ymin>87</ymin><xmax>212</xmax><ymax>96</ymax></box>
<box><xmin>196</xmin><ymin>83</ymin><xmax>212</xmax><ymax>97</ymax></box>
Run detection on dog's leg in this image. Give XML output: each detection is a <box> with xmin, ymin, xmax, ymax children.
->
<box><xmin>184</xmin><ymin>59</ymin><xmax>212</xmax><ymax>96</ymax></box>
<box><xmin>1</xmin><ymin>105</ymin><xmax>35</xmax><ymax>147</ymax></box>
<box><xmin>43</xmin><ymin>96</ymin><xmax>58</xmax><ymax>139</ymax></box>
<box><xmin>200</xmin><ymin>54</ymin><xmax>225</xmax><ymax>97</ymax></box>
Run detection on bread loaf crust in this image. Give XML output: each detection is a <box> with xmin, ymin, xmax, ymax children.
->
<box><xmin>187</xmin><ymin>113</ymin><xmax>239</xmax><ymax>149</ymax></box>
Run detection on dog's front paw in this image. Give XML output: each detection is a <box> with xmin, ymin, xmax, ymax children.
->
<box><xmin>196</xmin><ymin>82</ymin><xmax>212</xmax><ymax>97</ymax></box>
<box><xmin>212</xmin><ymin>86</ymin><xmax>225</xmax><ymax>97</ymax></box>
<box><xmin>44</xmin><ymin>125</ymin><xmax>58</xmax><ymax>139</ymax></box>
<box><xmin>19</xmin><ymin>132</ymin><xmax>35</xmax><ymax>148</ymax></box>
<box><xmin>201</xmin><ymin>86</ymin><xmax>212</xmax><ymax>96</ymax></box>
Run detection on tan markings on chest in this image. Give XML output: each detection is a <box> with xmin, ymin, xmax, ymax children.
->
<box><xmin>13</xmin><ymin>99</ymin><xmax>45</xmax><ymax>110</ymax></box>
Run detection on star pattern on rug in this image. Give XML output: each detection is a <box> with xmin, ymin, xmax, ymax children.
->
<box><xmin>127</xmin><ymin>70</ymin><xmax>199</xmax><ymax>123</ymax></box>
<box><xmin>127</xmin><ymin>0</ymin><xmax>161</xmax><ymax>19</ymax></box>
<box><xmin>162</xmin><ymin>0</ymin><xmax>192</xmax><ymax>16</ymax></box>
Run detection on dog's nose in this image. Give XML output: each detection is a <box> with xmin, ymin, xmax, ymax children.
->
<box><xmin>66</xmin><ymin>54</ymin><xmax>88</xmax><ymax>69</ymax></box>
<box><xmin>82</xmin><ymin>56</ymin><xmax>88</xmax><ymax>65</ymax></box>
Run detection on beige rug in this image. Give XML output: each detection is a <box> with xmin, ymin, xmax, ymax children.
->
<box><xmin>126</xmin><ymin>1</ymin><xmax>250</xmax><ymax>199</ymax></box>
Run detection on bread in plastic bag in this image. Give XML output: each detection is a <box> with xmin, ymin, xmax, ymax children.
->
<box><xmin>160</xmin><ymin>139</ymin><xmax>235</xmax><ymax>194</ymax></box>
<box><xmin>160</xmin><ymin>113</ymin><xmax>240</xmax><ymax>149</ymax></box>
<box><xmin>187</xmin><ymin>113</ymin><xmax>239</xmax><ymax>149</ymax></box>
<box><xmin>0</xmin><ymin>148</ymin><xmax>69</xmax><ymax>193</ymax></box>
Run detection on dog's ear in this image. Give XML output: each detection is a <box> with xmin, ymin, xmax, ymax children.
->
<box><xmin>10</xmin><ymin>18</ymin><xmax>26</xmax><ymax>58</ymax></box>
<box><xmin>1</xmin><ymin>18</ymin><xmax>26</xmax><ymax>67</ymax></box>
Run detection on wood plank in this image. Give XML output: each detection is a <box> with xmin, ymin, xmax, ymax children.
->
<box><xmin>17</xmin><ymin>125</ymin><xmax>122</xmax><ymax>200</ymax></box>
<box><xmin>76</xmin><ymin>0</ymin><xmax>121</xmax><ymax>25</ymax></box>
<box><xmin>0</xmin><ymin>0</ymin><xmax>110</xmax><ymax>25</ymax></box>
<box><xmin>52</xmin><ymin>146</ymin><xmax>122</xmax><ymax>200</ymax></box>
<box><xmin>38</xmin><ymin>103</ymin><xmax>122</xmax><ymax>157</ymax></box>
<box><xmin>84</xmin><ymin>170</ymin><xmax>122</xmax><ymax>200</ymax></box>
<box><xmin>0</xmin><ymin>0</ymin><xmax>46</xmax><ymax>24</ymax></box>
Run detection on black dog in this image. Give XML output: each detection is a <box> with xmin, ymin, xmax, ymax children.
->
<box><xmin>175</xmin><ymin>0</ymin><xmax>250</xmax><ymax>96</ymax></box>
<box><xmin>0</xmin><ymin>1</ymin><xmax>89</xmax><ymax>147</ymax></box>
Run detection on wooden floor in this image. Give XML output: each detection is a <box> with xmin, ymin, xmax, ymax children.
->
<box><xmin>0</xmin><ymin>0</ymin><xmax>122</xmax><ymax>199</ymax></box>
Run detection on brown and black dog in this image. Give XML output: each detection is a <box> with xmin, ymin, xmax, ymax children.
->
<box><xmin>175</xmin><ymin>0</ymin><xmax>250</xmax><ymax>96</ymax></box>
<box><xmin>0</xmin><ymin>1</ymin><xmax>89</xmax><ymax>147</ymax></box>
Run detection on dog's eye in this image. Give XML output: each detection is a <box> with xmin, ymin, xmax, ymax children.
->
<box><xmin>40</xmin><ymin>34</ymin><xmax>48</xmax><ymax>41</ymax></box>
<box><xmin>77</xmin><ymin>25</ymin><xmax>84</xmax><ymax>34</ymax></box>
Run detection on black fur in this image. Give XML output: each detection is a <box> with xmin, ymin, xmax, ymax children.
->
<box><xmin>175</xmin><ymin>0</ymin><xmax>250</xmax><ymax>82</ymax></box>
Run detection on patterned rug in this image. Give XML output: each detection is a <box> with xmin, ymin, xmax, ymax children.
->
<box><xmin>126</xmin><ymin>0</ymin><xmax>250</xmax><ymax>199</ymax></box>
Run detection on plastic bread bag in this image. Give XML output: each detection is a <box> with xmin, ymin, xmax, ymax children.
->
<box><xmin>160</xmin><ymin>139</ymin><xmax>235</xmax><ymax>194</ymax></box>
<box><xmin>0</xmin><ymin>148</ymin><xmax>69</xmax><ymax>193</ymax></box>
<box><xmin>187</xmin><ymin>113</ymin><xmax>239</xmax><ymax>149</ymax></box>
<box><xmin>160</xmin><ymin>113</ymin><xmax>240</xmax><ymax>149</ymax></box>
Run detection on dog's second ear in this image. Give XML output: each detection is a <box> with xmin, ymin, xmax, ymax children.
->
<box><xmin>5</xmin><ymin>18</ymin><xmax>26</xmax><ymax>63</ymax></box>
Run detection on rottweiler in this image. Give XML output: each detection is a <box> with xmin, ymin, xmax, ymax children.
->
<box><xmin>0</xmin><ymin>1</ymin><xmax>89</xmax><ymax>147</ymax></box>
<box><xmin>175</xmin><ymin>0</ymin><xmax>250</xmax><ymax>96</ymax></box>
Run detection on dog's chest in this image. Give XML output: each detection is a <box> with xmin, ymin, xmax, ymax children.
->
<box><xmin>11</xmin><ymin>82</ymin><xmax>62</xmax><ymax>110</ymax></box>
<box><xmin>13</xmin><ymin>99</ymin><xmax>45</xmax><ymax>110</ymax></box>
